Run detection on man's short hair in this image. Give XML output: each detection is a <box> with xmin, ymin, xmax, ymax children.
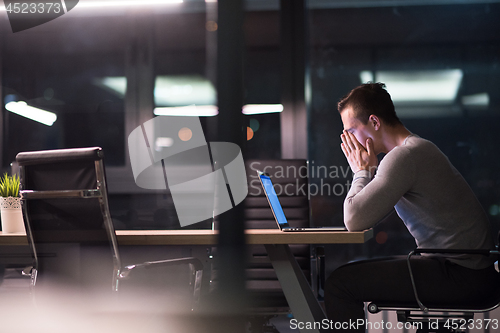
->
<box><xmin>338</xmin><ymin>82</ymin><xmax>402</xmax><ymax>126</ymax></box>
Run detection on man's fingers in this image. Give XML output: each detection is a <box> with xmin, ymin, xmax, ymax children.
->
<box><xmin>366</xmin><ymin>137</ymin><xmax>374</xmax><ymax>155</ymax></box>
<box><xmin>341</xmin><ymin>131</ymin><xmax>354</xmax><ymax>151</ymax></box>
<box><xmin>345</xmin><ymin>131</ymin><xmax>361</xmax><ymax>150</ymax></box>
<box><xmin>341</xmin><ymin>143</ymin><xmax>349</xmax><ymax>157</ymax></box>
<box><xmin>341</xmin><ymin>133</ymin><xmax>351</xmax><ymax>152</ymax></box>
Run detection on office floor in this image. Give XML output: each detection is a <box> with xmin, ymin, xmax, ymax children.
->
<box><xmin>0</xmin><ymin>267</ymin><xmax>31</xmax><ymax>295</ymax></box>
<box><xmin>244</xmin><ymin>314</ymin><xmax>294</xmax><ymax>333</ymax></box>
<box><xmin>266</xmin><ymin>315</ymin><xmax>296</xmax><ymax>333</ymax></box>
<box><xmin>0</xmin><ymin>274</ymin><xmax>435</xmax><ymax>333</ymax></box>
<box><xmin>2</xmin><ymin>271</ymin><xmax>499</xmax><ymax>333</ymax></box>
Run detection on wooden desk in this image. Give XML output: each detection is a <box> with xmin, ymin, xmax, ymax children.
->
<box><xmin>0</xmin><ymin>229</ymin><xmax>372</xmax><ymax>246</ymax></box>
<box><xmin>0</xmin><ymin>229</ymin><xmax>372</xmax><ymax>333</ymax></box>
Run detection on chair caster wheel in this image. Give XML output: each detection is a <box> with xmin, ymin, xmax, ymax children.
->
<box><xmin>367</xmin><ymin>303</ymin><xmax>378</xmax><ymax>313</ymax></box>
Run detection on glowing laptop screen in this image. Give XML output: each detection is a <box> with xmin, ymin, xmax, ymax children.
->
<box><xmin>259</xmin><ymin>173</ymin><xmax>289</xmax><ymax>228</ymax></box>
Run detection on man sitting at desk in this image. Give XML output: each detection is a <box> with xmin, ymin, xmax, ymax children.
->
<box><xmin>324</xmin><ymin>82</ymin><xmax>498</xmax><ymax>331</ymax></box>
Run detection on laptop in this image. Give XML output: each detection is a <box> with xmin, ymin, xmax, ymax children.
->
<box><xmin>257</xmin><ymin>170</ymin><xmax>347</xmax><ymax>232</ymax></box>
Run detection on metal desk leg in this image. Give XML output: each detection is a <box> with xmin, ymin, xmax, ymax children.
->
<box><xmin>265</xmin><ymin>244</ymin><xmax>328</xmax><ymax>333</ymax></box>
<box><xmin>190</xmin><ymin>246</ymin><xmax>213</xmax><ymax>297</ymax></box>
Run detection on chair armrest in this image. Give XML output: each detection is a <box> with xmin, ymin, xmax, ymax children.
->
<box><xmin>21</xmin><ymin>189</ymin><xmax>102</xmax><ymax>200</ymax></box>
<box><xmin>119</xmin><ymin>257</ymin><xmax>204</xmax><ymax>305</ymax></box>
<box><xmin>120</xmin><ymin>257</ymin><xmax>203</xmax><ymax>279</ymax></box>
<box><xmin>413</xmin><ymin>248</ymin><xmax>496</xmax><ymax>256</ymax></box>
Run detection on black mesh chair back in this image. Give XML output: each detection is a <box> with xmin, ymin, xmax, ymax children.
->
<box><xmin>17</xmin><ymin>147</ymin><xmax>120</xmax><ymax>292</ymax></box>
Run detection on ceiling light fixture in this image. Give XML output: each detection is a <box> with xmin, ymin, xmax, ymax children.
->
<box><xmin>5</xmin><ymin>101</ymin><xmax>57</xmax><ymax>126</ymax></box>
<box><xmin>153</xmin><ymin>104</ymin><xmax>285</xmax><ymax>117</ymax></box>
<box><xmin>360</xmin><ymin>69</ymin><xmax>463</xmax><ymax>103</ymax></box>
<box><xmin>154</xmin><ymin>105</ymin><xmax>218</xmax><ymax>117</ymax></box>
<box><xmin>242</xmin><ymin>104</ymin><xmax>283</xmax><ymax>115</ymax></box>
<box><xmin>77</xmin><ymin>0</ymin><xmax>183</xmax><ymax>8</ymax></box>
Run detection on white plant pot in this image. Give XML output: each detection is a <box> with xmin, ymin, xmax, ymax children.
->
<box><xmin>0</xmin><ymin>197</ymin><xmax>25</xmax><ymax>234</ymax></box>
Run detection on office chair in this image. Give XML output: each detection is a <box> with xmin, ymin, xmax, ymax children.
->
<box><xmin>16</xmin><ymin>147</ymin><xmax>203</xmax><ymax>306</ymax></box>
<box><xmin>241</xmin><ymin>159</ymin><xmax>325</xmax><ymax>332</ymax></box>
<box><xmin>367</xmin><ymin>235</ymin><xmax>500</xmax><ymax>333</ymax></box>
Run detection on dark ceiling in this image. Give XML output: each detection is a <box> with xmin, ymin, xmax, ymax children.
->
<box><xmin>1</xmin><ymin>2</ymin><xmax>498</xmax><ymax>55</ymax></box>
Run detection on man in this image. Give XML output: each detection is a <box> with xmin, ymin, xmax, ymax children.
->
<box><xmin>325</xmin><ymin>82</ymin><xmax>498</xmax><ymax>332</ymax></box>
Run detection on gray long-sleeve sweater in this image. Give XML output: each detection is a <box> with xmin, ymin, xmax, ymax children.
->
<box><xmin>344</xmin><ymin>135</ymin><xmax>495</xmax><ymax>269</ymax></box>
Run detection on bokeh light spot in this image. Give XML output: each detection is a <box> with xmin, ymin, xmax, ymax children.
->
<box><xmin>489</xmin><ymin>204</ymin><xmax>499</xmax><ymax>216</ymax></box>
<box><xmin>375</xmin><ymin>231</ymin><xmax>388</xmax><ymax>244</ymax></box>
<box><xmin>178</xmin><ymin>127</ymin><xmax>193</xmax><ymax>141</ymax></box>
<box><xmin>247</xmin><ymin>127</ymin><xmax>254</xmax><ymax>141</ymax></box>
<box><xmin>44</xmin><ymin>88</ymin><xmax>55</xmax><ymax>100</ymax></box>
<box><xmin>249</xmin><ymin>118</ymin><xmax>260</xmax><ymax>132</ymax></box>
<box><xmin>206</xmin><ymin>21</ymin><xmax>218</xmax><ymax>32</ymax></box>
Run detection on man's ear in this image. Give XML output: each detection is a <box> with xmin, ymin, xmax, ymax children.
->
<box><xmin>369</xmin><ymin>115</ymin><xmax>381</xmax><ymax>130</ymax></box>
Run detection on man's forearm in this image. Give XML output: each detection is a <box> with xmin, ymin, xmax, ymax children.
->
<box><xmin>344</xmin><ymin>170</ymin><xmax>373</xmax><ymax>231</ymax></box>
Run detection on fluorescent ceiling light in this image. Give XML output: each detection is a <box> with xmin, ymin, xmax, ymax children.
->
<box><xmin>154</xmin><ymin>105</ymin><xmax>218</xmax><ymax>117</ymax></box>
<box><xmin>93</xmin><ymin>76</ymin><xmax>282</xmax><ymax>116</ymax></box>
<box><xmin>360</xmin><ymin>71</ymin><xmax>374</xmax><ymax>84</ymax></box>
<box><xmin>461</xmin><ymin>92</ymin><xmax>489</xmax><ymax>107</ymax></box>
<box><xmin>360</xmin><ymin>69</ymin><xmax>463</xmax><ymax>104</ymax></box>
<box><xmin>0</xmin><ymin>0</ymin><xmax>183</xmax><ymax>11</ymax></box>
<box><xmin>77</xmin><ymin>0</ymin><xmax>182</xmax><ymax>8</ymax></box>
<box><xmin>155</xmin><ymin>75</ymin><xmax>216</xmax><ymax>107</ymax></box>
<box><xmin>242</xmin><ymin>104</ymin><xmax>283</xmax><ymax>115</ymax></box>
<box><xmin>153</xmin><ymin>104</ymin><xmax>284</xmax><ymax>117</ymax></box>
<box><xmin>5</xmin><ymin>101</ymin><xmax>57</xmax><ymax>126</ymax></box>
<box><xmin>93</xmin><ymin>77</ymin><xmax>127</xmax><ymax>97</ymax></box>
<box><xmin>94</xmin><ymin>75</ymin><xmax>217</xmax><ymax>106</ymax></box>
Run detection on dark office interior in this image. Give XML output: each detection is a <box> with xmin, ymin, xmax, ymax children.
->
<box><xmin>1</xmin><ymin>0</ymin><xmax>500</xmax><ymax>332</ymax></box>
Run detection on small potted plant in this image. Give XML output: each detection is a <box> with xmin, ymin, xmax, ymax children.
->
<box><xmin>0</xmin><ymin>173</ymin><xmax>24</xmax><ymax>233</ymax></box>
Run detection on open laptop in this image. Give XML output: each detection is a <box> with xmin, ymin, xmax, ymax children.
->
<box><xmin>257</xmin><ymin>170</ymin><xmax>347</xmax><ymax>232</ymax></box>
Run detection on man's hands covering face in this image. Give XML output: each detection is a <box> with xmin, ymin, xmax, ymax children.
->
<box><xmin>340</xmin><ymin>130</ymin><xmax>378</xmax><ymax>175</ymax></box>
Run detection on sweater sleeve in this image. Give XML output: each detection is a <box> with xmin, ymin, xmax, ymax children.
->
<box><xmin>344</xmin><ymin>147</ymin><xmax>416</xmax><ymax>231</ymax></box>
